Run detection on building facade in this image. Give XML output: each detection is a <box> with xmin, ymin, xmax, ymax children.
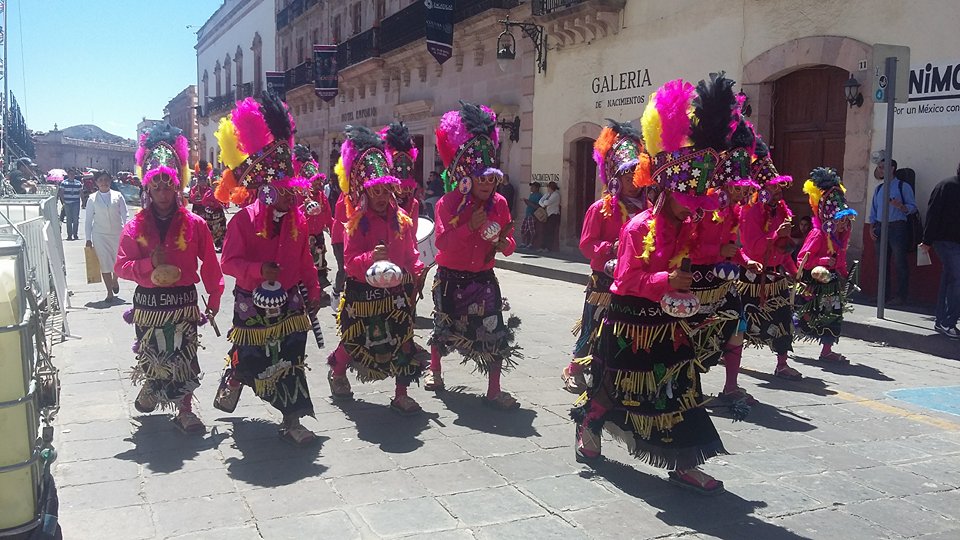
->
<box><xmin>277</xmin><ymin>0</ymin><xmax>536</xmax><ymax>217</ymax></box>
<box><xmin>163</xmin><ymin>85</ymin><xmax>199</xmax><ymax>166</ymax></box>
<box><xmin>529</xmin><ymin>0</ymin><xmax>960</xmax><ymax>303</ymax></box>
<box><xmin>34</xmin><ymin>129</ymin><xmax>136</xmax><ymax>174</ymax></box>
<box><xmin>196</xmin><ymin>0</ymin><xmax>276</xmax><ymax>167</ymax></box>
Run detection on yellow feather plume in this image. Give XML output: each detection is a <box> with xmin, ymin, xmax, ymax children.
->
<box><xmin>640</xmin><ymin>94</ymin><xmax>663</xmax><ymax>156</ymax></box>
<box><xmin>802</xmin><ymin>179</ymin><xmax>822</xmax><ymax>214</ymax></box>
<box><xmin>215</xmin><ymin>118</ymin><xmax>247</xmax><ymax>170</ymax></box>
<box><xmin>335</xmin><ymin>157</ymin><xmax>348</xmax><ymax>194</ymax></box>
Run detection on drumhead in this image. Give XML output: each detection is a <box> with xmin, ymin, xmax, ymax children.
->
<box><xmin>416</xmin><ymin>217</ymin><xmax>435</xmax><ymax>243</ymax></box>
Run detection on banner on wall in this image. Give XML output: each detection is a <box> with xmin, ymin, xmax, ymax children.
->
<box><xmin>891</xmin><ymin>59</ymin><xmax>960</xmax><ymax>128</ymax></box>
<box><xmin>425</xmin><ymin>0</ymin><xmax>453</xmax><ymax>65</ymax></box>
<box><xmin>265</xmin><ymin>71</ymin><xmax>286</xmax><ymax>100</ymax></box>
<box><xmin>314</xmin><ymin>44</ymin><xmax>339</xmax><ymax>101</ymax></box>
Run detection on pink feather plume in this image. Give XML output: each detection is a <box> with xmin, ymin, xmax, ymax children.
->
<box><xmin>135</xmin><ymin>132</ymin><xmax>149</xmax><ymax>167</ymax></box>
<box><xmin>654</xmin><ymin>79</ymin><xmax>696</xmax><ymax>153</ymax></box>
<box><xmin>231</xmin><ymin>98</ymin><xmax>274</xmax><ymax>154</ymax></box>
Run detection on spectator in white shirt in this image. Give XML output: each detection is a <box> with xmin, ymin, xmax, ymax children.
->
<box><xmin>538</xmin><ymin>181</ymin><xmax>561</xmax><ymax>252</ymax></box>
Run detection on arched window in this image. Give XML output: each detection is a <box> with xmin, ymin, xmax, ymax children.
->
<box><xmin>252</xmin><ymin>32</ymin><xmax>263</xmax><ymax>95</ymax></box>
<box><xmin>224</xmin><ymin>54</ymin><xmax>232</xmax><ymax>98</ymax></box>
<box><xmin>235</xmin><ymin>46</ymin><xmax>244</xmax><ymax>98</ymax></box>
<box><xmin>214</xmin><ymin>61</ymin><xmax>221</xmax><ymax>97</ymax></box>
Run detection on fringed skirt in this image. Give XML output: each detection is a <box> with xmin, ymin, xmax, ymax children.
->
<box><xmin>336</xmin><ymin>277</ymin><xmax>425</xmax><ymax>384</ymax></box>
<box><xmin>572</xmin><ymin>294</ymin><xmax>725</xmax><ymax>470</ymax></box>
<box><xmin>737</xmin><ymin>266</ymin><xmax>794</xmax><ymax>353</ymax></box>
<box><xmin>794</xmin><ymin>270</ymin><xmax>850</xmax><ymax>342</ymax></box>
<box><xmin>429</xmin><ymin>267</ymin><xmax>522</xmax><ymax>374</ymax></box>
<box><xmin>203</xmin><ymin>207</ymin><xmax>227</xmax><ymax>249</ymax></box>
<box><xmin>688</xmin><ymin>264</ymin><xmax>744</xmax><ymax>368</ymax></box>
<box><xmin>309</xmin><ymin>233</ymin><xmax>331</xmax><ymax>288</ymax></box>
<box><xmin>129</xmin><ymin>285</ymin><xmax>203</xmax><ymax>410</ymax></box>
<box><xmin>226</xmin><ymin>286</ymin><xmax>314</xmax><ymax>418</ymax></box>
<box><xmin>571</xmin><ymin>272</ymin><xmax>613</xmax><ymax>359</ymax></box>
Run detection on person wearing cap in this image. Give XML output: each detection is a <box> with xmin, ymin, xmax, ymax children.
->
<box><xmin>427</xmin><ymin>102</ymin><xmax>522</xmax><ymax>410</ymax></box>
<box><xmin>325</xmin><ymin>125</ymin><xmax>426</xmax><ymax>415</ymax></box>
<box><xmin>537</xmin><ymin>181</ymin><xmax>561</xmax><ymax>252</ymax></box>
<box><xmin>115</xmin><ymin>123</ymin><xmax>224</xmax><ymax>434</ymax></box>
<box><xmin>561</xmin><ymin>120</ymin><xmax>649</xmax><ymax>394</ymax></box>
<box><xmin>519</xmin><ymin>182</ymin><xmax>543</xmax><ymax>248</ymax></box>
<box><xmin>215</xmin><ymin>94</ymin><xmax>321</xmax><ymax>446</ymax></box>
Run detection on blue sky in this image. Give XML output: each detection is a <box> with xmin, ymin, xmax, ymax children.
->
<box><xmin>6</xmin><ymin>0</ymin><xmax>221</xmax><ymax>139</ymax></box>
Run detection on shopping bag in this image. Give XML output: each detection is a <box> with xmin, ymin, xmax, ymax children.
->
<box><xmin>84</xmin><ymin>246</ymin><xmax>102</xmax><ymax>284</ymax></box>
<box><xmin>917</xmin><ymin>245</ymin><xmax>932</xmax><ymax>267</ymax></box>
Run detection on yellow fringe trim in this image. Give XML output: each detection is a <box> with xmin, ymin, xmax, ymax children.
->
<box><xmin>133</xmin><ymin>305</ymin><xmax>202</xmax><ymax>328</ymax></box>
<box><xmin>736</xmin><ymin>276</ymin><xmax>790</xmax><ymax>299</ymax></box>
<box><xmin>586</xmin><ymin>291</ymin><xmax>612</xmax><ymax>307</ymax></box>
<box><xmin>228</xmin><ymin>314</ymin><xmax>312</xmax><ymax>346</ymax></box>
<box><xmin>609</xmin><ymin>320</ymin><xmax>684</xmax><ymax>351</ymax></box>
<box><xmin>692</xmin><ymin>282</ymin><xmax>732</xmax><ymax>307</ymax></box>
<box><xmin>570</xmin><ymin>318</ymin><xmax>582</xmax><ymax>336</ymax></box>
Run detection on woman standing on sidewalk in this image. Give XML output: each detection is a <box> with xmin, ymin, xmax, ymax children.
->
<box><xmin>115</xmin><ymin>123</ymin><xmax>224</xmax><ymax>433</ymax></box>
<box><xmin>538</xmin><ymin>181</ymin><xmax>561</xmax><ymax>252</ymax></box>
<box><xmin>85</xmin><ymin>170</ymin><xmax>128</xmax><ymax>303</ymax></box>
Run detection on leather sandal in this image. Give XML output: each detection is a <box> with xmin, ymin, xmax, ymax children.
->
<box><xmin>481</xmin><ymin>391</ymin><xmax>520</xmax><ymax>410</ymax></box>
<box><xmin>575</xmin><ymin>423</ymin><xmax>602</xmax><ymax>463</ymax></box>
<box><xmin>561</xmin><ymin>365</ymin><xmax>587</xmax><ymax>394</ymax></box>
<box><xmin>668</xmin><ymin>469</ymin><xmax>724</xmax><ymax>495</ymax></box>
<box><xmin>818</xmin><ymin>351</ymin><xmax>849</xmax><ymax>364</ymax></box>
<box><xmin>280</xmin><ymin>422</ymin><xmax>317</xmax><ymax>447</ymax></box>
<box><xmin>389</xmin><ymin>395</ymin><xmax>423</xmax><ymax>416</ymax></box>
<box><xmin>327</xmin><ymin>370</ymin><xmax>354</xmax><ymax>401</ymax></box>
<box><xmin>718</xmin><ymin>387</ymin><xmax>759</xmax><ymax>406</ymax></box>
<box><xmin>172</xmin><ymin>411</ymin><xmax>205</xmax><ymax>434</ymax></box>
<box><xmin>774</xmin><ymin>365</ymin><xmax>803</xmax><ymax>381</ymax></box>
<box><xmin>423</xmin><ymin>370</ymin><xmax>445</xmax><ymax>392</ymax></box>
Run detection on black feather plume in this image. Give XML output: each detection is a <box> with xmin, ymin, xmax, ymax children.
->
<box><xmin>754</xmin><ymin>137</ymin><xmax>770</xmax><ymax>158</ymax></box>
<box><xmin>344</xmin><ymin>125</ymin><xmax>384</xmax><ymax>152</ymax></box>
<box><xmin>810</xmin><ymin>167</ymin><xmax>841</xmax><ymax>189</ymax></box>
<box><xmin>384</xmin><ymin>121</ymin><xmax>414</xmax><ymax>152</ymax></box>
<box><xmin>293</xmin><ymin>144</ymin><xmax>312</xmax><ymax>162</ymax></box>
<box><xmin>690</xmin><ymin>71</ymin><xmax>737</xmax><ymax>151</ymax></box>
<box><xmin>605</xmin><ymin>118</ymin><xmax>641</xmax><ymax>142</ymax></box>
<box><xmin>459</xmin><ymin>101</ymin><xmax>496</xmax><ymax>138</ymax></box>
<box><xmin>258</xmin><ymin>91</ymin><xmax>294</xmax><ymax>142</ymax></box>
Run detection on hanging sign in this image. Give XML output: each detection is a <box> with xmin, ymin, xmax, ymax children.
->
<box><xmin>265</xmin><ymin>71</ymin><xmax>286</xmax><ymax>100</ymax></box>
<box><xmin>314</xmin><ymin>44</ymin><xmax>339</xmax><ymax>101</ymax></box>
<box><xmin>425</xmin><ymin>0</ymin><xmax>453</xmax><ymax>65</ymax></box>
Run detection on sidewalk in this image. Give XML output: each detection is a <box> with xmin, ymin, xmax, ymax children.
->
<box><xmin>496</xmin><ymin>252</ymin><xmax>959</xmax><ymax>361</ymax></box>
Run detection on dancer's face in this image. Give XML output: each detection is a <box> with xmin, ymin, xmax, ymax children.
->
<box><xmin>620</xmin><ymin>172</ymin><xmax>641</xmax><ymax>198</ymax></box>
<box><xmin>666</xmin><ymin>193</ymin><xmax>693</xmax><ymax>221</ymax></box>
<box><xmin>470</xmin><ymin>174</ymin><xmax>499</xmax><ymax>201</ymax></box>
<box><xmin>367</xmin><ymin>184</ymin><xmax>393</xmax><ymax>214</ymax></box>
<box><xmin>273</xmin><ymin>189</ymin><xmax>296</xmax><ymax>212</ymax></box>
<box><xmin>149</xmin><ymin>178</ymin><xmax>177</xmax><ymax>213</ymax></box>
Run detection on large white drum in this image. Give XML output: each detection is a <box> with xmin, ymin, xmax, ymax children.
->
<box><xmin>416</xmin><ymin>217</ymin><xmax>437</xmax><ymax>267</ymax></box>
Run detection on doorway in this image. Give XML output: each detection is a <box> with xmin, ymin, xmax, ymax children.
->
<box><xmin>772</xmin><ymin>66</ymin><xmax>848</xmax><ymax>217</ymax></box>
<box><xmin>572</xmin><ymin>137</ymin><xmax>597</xmax><ymax>237</ymax></box>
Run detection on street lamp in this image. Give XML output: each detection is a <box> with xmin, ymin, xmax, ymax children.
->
<box><xmin>844</xmin><ymin>74</ymin><xmax>863</xmax><ymax>108</ymax></box>
<box><xmin>495</xmin><ymin>15</ymin><xmax>546</xmax><ymax>74</ymax></box>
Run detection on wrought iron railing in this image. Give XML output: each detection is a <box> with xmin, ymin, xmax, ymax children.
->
<box><xmin>532</xmin><ymin>0</ymin><xmax>585</xmax><ymax>15</ymax></box>
<box><xmin>380</xmin><ymin>1</ymin><xmax>426</xmax><ymax>53</ymax></box>
<box><xmin>336</xmin><ymin>27</ymin><xmax>380</xmax><ymax>68</ymax></box>
<box><xmin>204</xmin><ymin>94</ymin><xmax>235</xmax><ymax>117</ymax></box>
<box><xmin>285</xmin><ymin>60</ymin><xmax>313</xmax><ymax>91</ymax></box>
<box><xmin>236</xmin><ymin>82</ymin><xmax>254</xmax><ymax>100</ymax></box>
<box><xmin>455</xmin><ymin>0</ymin><xmax>520</xmax><ymax>22</ymax></box>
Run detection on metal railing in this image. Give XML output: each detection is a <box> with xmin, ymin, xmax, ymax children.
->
<box><xmin>380</xmin><ymin>1</ymin><xmax>426</xmax><ymax>53</ymax></box>
<box><xmin>337</xmin><ymin>27</ymin><xmax>380</xmax><ymax>69</ymax></box>
<box><xmin>455</xmin><ymin>0</ymin><xmax>520</xmax><ymax>22</ymax></box>
<box><xmin>0</xmin><ymin>196</ymin><xmax>65</xmax><ymax>309</ymax></box>
<box><xmin>203</xmin><ymin>94</ymin><xmax>236</xmax><ymax>117</ymax></box>
<box><xmin>285</xmin><ymin>60</ymin><xmax>314</xmax><ymax>91</ymax></box>
<box><xmin>277</xmin><ymin>0</ymin><xmax>318</xmax><ymax>31</ymax></box>
<box><xmin>532</xmin><ymin>0</ymin><xmax>585</xmax><ymax>15</ymax></box>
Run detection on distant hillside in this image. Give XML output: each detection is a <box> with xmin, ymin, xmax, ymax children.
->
<box><xmin>61</xmin><ymin>124</ymin><xmax>129</xmax><ymax>144</ymax></box>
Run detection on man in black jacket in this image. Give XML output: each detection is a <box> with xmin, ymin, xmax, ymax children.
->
<box><xmin>920</xmin><ymin>163</ymin><xmax>960</xmax><ymax>339</ymax></box>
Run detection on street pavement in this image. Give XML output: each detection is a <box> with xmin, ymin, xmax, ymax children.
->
<box><xmin>50</xmin><ymin>220</ymin><xmax>960</xmax><ymax>540</ymax></box>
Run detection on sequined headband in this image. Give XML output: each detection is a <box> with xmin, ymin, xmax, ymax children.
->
<box><xmin>232</xmin><ymin>141</ymin><xmax>295</xmax><ymax>189</ymax></box>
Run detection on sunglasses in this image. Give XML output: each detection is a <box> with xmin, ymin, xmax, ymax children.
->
<box><xmin>475</xmin><ymin>175</ymin><xmax>500</xmax><ymax>185</ymax></box>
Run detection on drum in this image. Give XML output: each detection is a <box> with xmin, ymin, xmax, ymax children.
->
<box><xmin>416</xmin><ymin>217</ymin><xmax>437</xmax><ymax>267</ymax></box>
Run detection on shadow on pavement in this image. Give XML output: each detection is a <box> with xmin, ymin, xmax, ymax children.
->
<box><xmin>332</xmin><ymin>398</ymin><xmax>437</xmax><ymax>454</ymax></box>
<box><xmin>791</xmin><ymin>355</ymin><xmax>895</xmax><ymax>382</ymax></box>
<box><xmin>414</xmin><ymin>315</ymin><xmax>433</xmax><ymax>330</ymax></box>
<box><xmin>221</xmin><ymin>417</ymin><xmax>329</xmax><ymax>488</ymax></box>
<box><xmin>585</xmin><ymin>459</ymin><xmax>812</xmax><ymax>540</ymax></box>
<box><xmin>739</xmin><ymin>368</ymin><xmax>838</xmax><ymax>397</ymax></box>
<box><xmin>432</xmin><ymin>386</ymin><xmax>540</xmax><ymax>438</ymax></box>
<box><xmin>114</xmin><ymin>414</ymin><xmax>230</xmax><ymax>474</ymax></box>
<box><xmin>707</xmin><ymin>401</ymin><xmax>817</xmax><ymax>433</ymax></box>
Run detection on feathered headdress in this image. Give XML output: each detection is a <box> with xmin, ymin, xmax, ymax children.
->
<box><xmin>136</xmin><ymin>122</ymin><xmax>190</xmax><ymax>189</ymax></box>
<box><xmin>803</xmin><ymin>167</ymin><xmax>856</xmax><ymax>237</ymax></box>
<box><xmin>292</xmin><ymin>144</ymin><xmax>324</xmax><ymax>188</ymax></box>
<box><xmin>712</xmin><ymin>94</ymin><xmax>760</xmax><ymax>206</ymax></box>
<box><xmin>381</xmin><ymin>122</ymin><xmax>419</xmax><ymax>194</ymax></box>
<box><xmin>641</xmin><ymin>72</ymin><xmax>739</xmax><ymax>212</ymax></box>
<box><xmin>335</xmin><ymin>125</ymin><xmax>409</xmax><ymax>235</ymax></box>
<box><xmin>435</xmin><ymin>101</ymin><xmax>501</xmax><ymax>194</ymax></box>
<box><xmin>751</xmin><ymin>136</ymin><xmax>792</xmax><ymax>189</ymax></box>
<box><xmin>593</xmin><ymin>119</ymin><xmax>650</xmax><ymax>219</ymax></box>
<box><xmin>214</xmin><ymin>92</ymin><xmax>306</xmax><ymax>206</ymax></box>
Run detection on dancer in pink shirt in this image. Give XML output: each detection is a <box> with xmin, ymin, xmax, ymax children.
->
<box><xmin>426</xmin><ymin>102</ymin><xmax>521</xmax><ymax>410</ymax></box>
<box><xmin>381</xmin><ymin>121</ymin><xmax>421</xmax><ymax>218</ymax></box>
<box><xmin>796</xmin><ymin>167</ymin><xmax>857</xmax><ymax>363</ymax></box>
<box><xmin>325</xmin><ymin>125</ymin><xmax>426</xmax><ymax>415</ymax></box>
<box><xmin>187</xmin><ymin>160</ymin><xmax>227</xmax><ymax>251</ymax></box>
<box><xmin>116</xmin><ymin>123</ymin><xmax>224</xmax><ymax>434</ymax></box>
<box><xmin>561</xmin><ymin>120</ymin><xmax>649</xmax><ymax>394</ymax></box>
<box><xmin>294</xmin><ymin>144</ymin><xmax>334</xmax><ymax>306</ymax></box>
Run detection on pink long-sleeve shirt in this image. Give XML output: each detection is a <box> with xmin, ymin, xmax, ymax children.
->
<box><xmin>797</xmin><ymin>228</ymin><xmax>850</xmax><ymax>277</ymax></box>
<box><xmin>331</xmin><ymin>193</ymin><xmax>347</xmax><ymax>245</ymax></box>
<box><xmin>738</xmin><ymin>200</ymin><xmax>798</xmax><ymax>274</ymax></box>
<box><xmin>343</xmin><ymin>211</ymin><xmax>423</xmax><ymax>281</ymax></box>
<box><xmin>611</xmin><ymin>209</ymin><xmax>695</xmax><ymax>301</ymax></box>
<box><xmin>114</xmin><ymin>208</ymin><xmax>225</xmax><ymax>312</ymax></box>
<box><xmin>579</xmin><ymin>199</ymin><xmax>628</xmax><ymax>272</ymax></box>
<box><xmin>691</xmin><ymin>206</ymin><xmax>747</xmax><ymax>266</ymax></box>
<box><xmin>304</xmin><ymin>188</ymin><xmax>333</xmax><ymax>236</ymax></box>
<box><xmin>220</xmin><ymin>201</ymin><xmax>321</xmax><ymax>302</ymax></box>
<box><xmin>434</xmin><ymin>191</ymin><xmax>516</xmax><ymax>272</ymax></box>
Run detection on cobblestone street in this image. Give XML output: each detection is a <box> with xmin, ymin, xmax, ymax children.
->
<box><xmin>50</xmin><ymin>229</ymin><xmax>960</xmax><ymax>540</ymax></box>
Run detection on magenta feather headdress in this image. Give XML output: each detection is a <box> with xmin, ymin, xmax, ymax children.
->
<box><xmin>136</xmin><ymin>123</ymin><xmax>190</xmax><ymax>189</ymax></box>
<box><xmin>380</xmin><ymin>122</ymin><xmax>419</xmax><ymax>192</ymax></box>
<box><xmin>435</xmin><ymin>101</ymin><xmax>501</xmax><ymax>193</ymax></box>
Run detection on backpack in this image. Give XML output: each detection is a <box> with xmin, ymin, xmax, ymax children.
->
<box><xmin>895</xmin><ymin>168</ymin><xmax>924</xmax><ymax>250</ymax></box>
